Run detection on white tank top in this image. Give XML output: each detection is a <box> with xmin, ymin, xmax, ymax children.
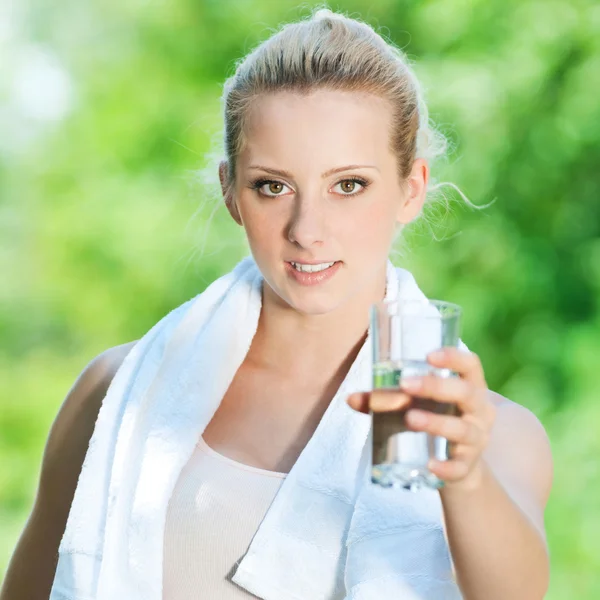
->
<box><xmin>163</xmin><ymin>435</ymin><xmax>287</xmax><ymax>599</ymax></box>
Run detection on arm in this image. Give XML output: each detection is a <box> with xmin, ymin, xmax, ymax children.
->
<box><xmin>440</xmin><ymin>392</ymin><xmax>552</xmax><ymax>600</ymax></box>
<box><xmin>396</xmin><ymin>349</ymin><xmax>553</xmax><ymax>600</ymax></box>
<box><xmin>0</xmin><ymin>341</ymin><xmax>137</xmax><ymax>600</ymax></box>
<box><xmin>355</xmin><ymin>348</ymin><xmax>553</xmax><ymax>599</ymax></box>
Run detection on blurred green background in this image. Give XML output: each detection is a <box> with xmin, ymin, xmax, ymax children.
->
<box><xmin>1</xmin><ymin>0</ymin><xmax>599</xmax><ymax>596</ymax></box>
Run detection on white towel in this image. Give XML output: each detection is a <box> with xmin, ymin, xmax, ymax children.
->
<box><xmin>50</xmin><ymin>255</ymin><xmax>465</xmax><ymax>600</ymax></box>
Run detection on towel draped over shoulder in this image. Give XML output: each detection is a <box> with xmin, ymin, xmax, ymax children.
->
<box><xmin>50</xmin><ymin>256</ymin><xmax>464</xmax><ymax>600</ymax></box>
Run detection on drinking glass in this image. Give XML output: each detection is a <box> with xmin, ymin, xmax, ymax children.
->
<box><xmin>370</xmin><ymin>298</ymin><xmax>462</xmax><ymax>491</ymax></box>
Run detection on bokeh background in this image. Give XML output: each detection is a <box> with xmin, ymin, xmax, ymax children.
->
<box><xmin>1</xmin><ymin>0</ymin><xmax>599</xmax><ymax>596</ymax></box>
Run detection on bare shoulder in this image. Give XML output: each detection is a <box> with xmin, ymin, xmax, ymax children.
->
<box><xmin>484</xmin><ymin>390</ymin><xmax>554</xmax><ymax>537</ymax></box>
<box><xmin>488</xmin><ymin>390</ymin><xmax>552</xmax><ymax>462</ymax></box>
<box><xmin>0</xmin><ymin>340</ymin><xmax>138</xmax><ymax>600</ymax></box>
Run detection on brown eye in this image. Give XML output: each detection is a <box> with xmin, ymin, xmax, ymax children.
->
<box><xmin>340</xmin><ymin>180</ymin><xmax>356</xmax><ymax>193</ymax></box>
<box><xmin>252</xmin><ymin>180</ymin><xmax>290</xmax><ymax>197</ymax></box>
<box><xmin>333</xmin><ymin>178</ymin><xmax>368</xmax><ymax>195</ymax></box>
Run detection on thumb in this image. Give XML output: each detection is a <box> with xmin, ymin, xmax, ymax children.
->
<box><xmin>347</xmin><ymin>392</ymin><xmax>371</xmax><ymax>414</ymax></box>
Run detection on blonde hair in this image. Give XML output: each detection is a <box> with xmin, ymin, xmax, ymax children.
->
<box><xmin>222</xmin><ymin>8</ymin><xmax>442</xmax><ymax>189</ymax></box>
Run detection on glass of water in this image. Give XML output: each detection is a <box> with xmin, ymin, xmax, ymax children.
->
<box><xmin>370</xmin><ymin>298</ymin><xmax>462</xmax><ymax>491</ymax></box>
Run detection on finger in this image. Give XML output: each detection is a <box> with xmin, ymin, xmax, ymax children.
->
<box><xmin>445</xmin><ymin>443</ymin><xmax>471</xmax><ymax>460</ymax></box>
<box><xmin>347</xmin><ymin>391</ymin><xmax>411</xmax><ymax>414</ymax></box>
<box><xmin>347</xmin><ymin>392</ymin><xmax>370</xmax><ymax>414</ymax></box>
<box><xmin>405</xmin><ymin>410</ymin><xmax>485</xmax><ymax>446</ymax></box>
<box><xmin>427</xmin><ymin>458</ymin><xmax>471</xmax><ymax>482</ymax></box>
<box><xmin>399</xmin><ymin>374</ymin><xmax>476</xmax><ymax>412</ymax></box>
<box><xmin>427</xmin><ymin>347</ymin><xmax>487</xmax><ymax>387</ymax></box>
<box><xmin>369</xmin><ymin>390</ymin><xmax>411</xmax><ymax>412</ymax></box>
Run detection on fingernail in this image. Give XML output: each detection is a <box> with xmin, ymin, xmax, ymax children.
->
<box><xmin>400</xmin><ymin>377</ymin><xmax>421</xmax><ymax>391</ymax></box>
<box><xmin>428</xmin><ymin>350</ymin><xmax>445</xmax><ymax>361</ymax></box>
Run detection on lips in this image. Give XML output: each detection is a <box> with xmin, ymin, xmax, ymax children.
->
<box><xmin>289</xmin><ymin>261</ymin><xmax>338</xmax><ymax>273</ymax></box>
<box><xmin>287</xmin><ymin>260</ymin><xmax>339</xmax><ymax>265</ymax></box>
<box><xmin>284</xmin><ymin>260</ymin><xmax>342</xmax><ymax>286</ymax></box>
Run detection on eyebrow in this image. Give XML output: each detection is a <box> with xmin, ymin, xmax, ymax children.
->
<box><xmin>247</xmin><ymin>164</ymin><xmax>379</xmax><ymax>179</ymax></box>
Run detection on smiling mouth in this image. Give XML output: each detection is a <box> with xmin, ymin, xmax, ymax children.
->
<box><xmin>288</xmin><ymin>261</ymin><xmax>340</xmax><ymax>273</ymax></box>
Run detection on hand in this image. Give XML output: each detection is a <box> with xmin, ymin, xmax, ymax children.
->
<box><xmin>346</xmin><ymin>347</ymin><xmax>497</xmax><ymax>490</ymax></box>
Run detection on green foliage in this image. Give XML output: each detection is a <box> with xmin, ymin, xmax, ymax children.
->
<box><xmin>1</xmin><ymin>0</ymin><xmax>599</xmax><ymax>595</ymax></box>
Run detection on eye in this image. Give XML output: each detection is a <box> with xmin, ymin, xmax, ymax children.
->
<box><xmin>332</xmin><ymin>178</ymin><xmax>370</xmax><ymax>196</ymax></box>
<box><xmin>250</xmin><ymin>179</ymin><xmax>292</xmax><ymax>197</ymax></box>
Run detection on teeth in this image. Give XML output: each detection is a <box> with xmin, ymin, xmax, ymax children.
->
<box><xmin>291</xmin><ymin>261</ymin><xmax>336</xmax><ymax>273</ymax></box>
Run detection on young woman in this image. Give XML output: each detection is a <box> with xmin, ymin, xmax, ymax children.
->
<box><xmin>1</xmin><ymin>8</ymin><xmax>552</xmax><ymax>600</ymax></box>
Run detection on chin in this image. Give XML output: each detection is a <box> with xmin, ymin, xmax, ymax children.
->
<box><xmin>264</xmin><ymin>279</ymin><xmax>343</xmax><ymax>316</ymax></box>
<box><xmin>286</xmin><ymin>297</ymin><xmax>342</xmax><ymax>316</ymax></box>
<box><xmin>282</xmin><ymin>279</ymin><xmax>358</xmax><ymax>315</ymax></box>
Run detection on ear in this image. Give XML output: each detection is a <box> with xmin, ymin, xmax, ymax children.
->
<box><xmin>396</xmin><ymin>158</ymin><xmax>429</xmax><ymax>224</ymax></box>
<box><xmin>219</xmin><ymin>160</ymin><xmax>243</xmax><ymax>226</ymax></box>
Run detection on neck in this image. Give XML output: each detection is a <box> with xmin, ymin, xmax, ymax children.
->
<box><xmin>247</xmin><ymin>264</ymin><xmax>388</xmax><ymax>383</ymax></box>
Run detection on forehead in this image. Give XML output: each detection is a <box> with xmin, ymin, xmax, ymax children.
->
<box><xmin>239</xmin><ymin>88</ymin><xmax>394</xmax><ymax>169</ymax></box>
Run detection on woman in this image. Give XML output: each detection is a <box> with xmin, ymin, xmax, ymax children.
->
<box><xmin>0</xmin><ymin>8</ymin><xmax>552</xmax><ymax>600</ymax></box>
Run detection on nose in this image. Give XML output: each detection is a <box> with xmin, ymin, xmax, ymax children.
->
<box><xmin>286</xmin><ymin>196</ymin><xmax>327</xmax><ymax>249</ymax></box>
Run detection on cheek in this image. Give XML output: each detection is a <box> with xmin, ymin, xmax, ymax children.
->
<box><xmin>336</xmin><ymin>201</ymin><xmax>397</xmax><ymax>249</ymax></box>
<box><xmin>238</xmin><ymin>202</ymin><xmax>284</xmax><ymax>250</ymax></box>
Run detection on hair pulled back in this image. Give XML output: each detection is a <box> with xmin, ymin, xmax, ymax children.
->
<box><xmin>220</xmin><ymin>8</ymin><xmax>447</xmax><ymax>191</ymax></box>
